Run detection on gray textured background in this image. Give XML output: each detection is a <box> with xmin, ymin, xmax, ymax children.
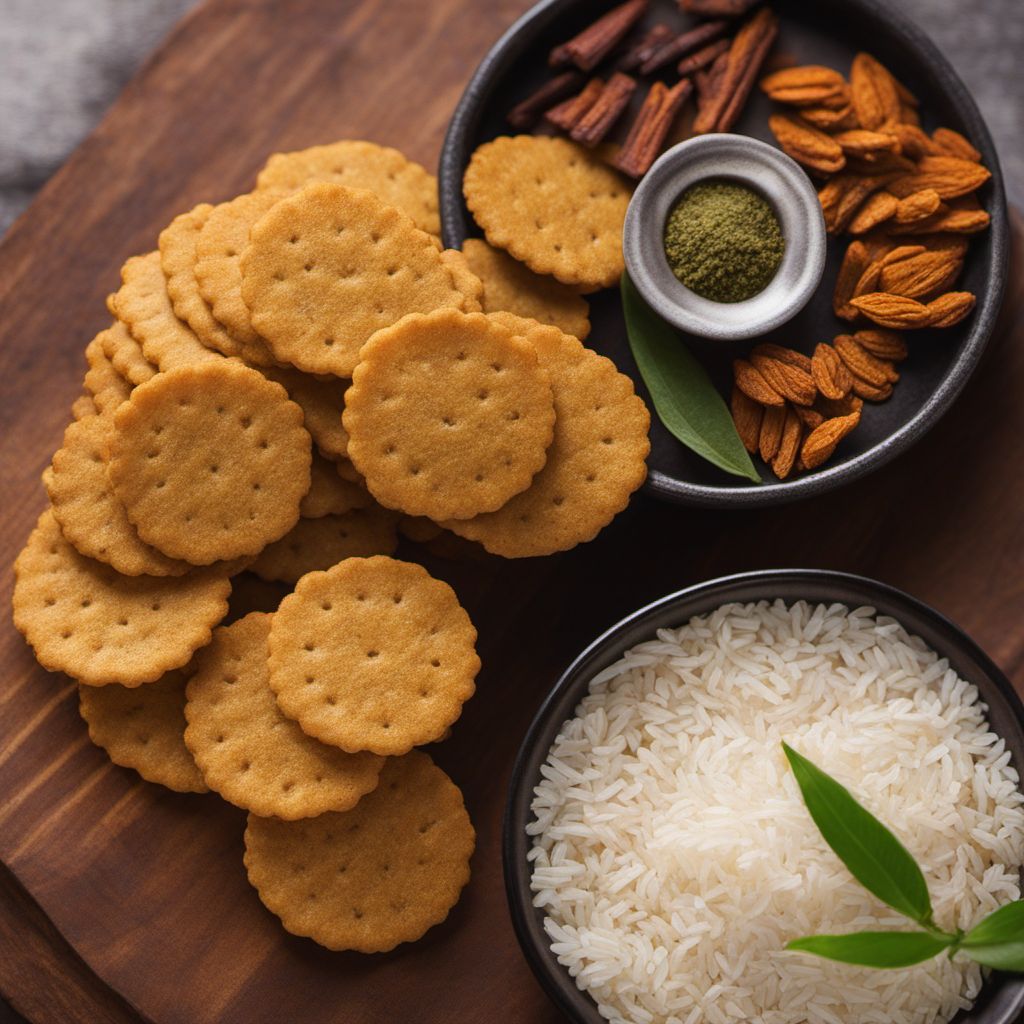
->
<box><xmin>0</xmin><ymin>0</ymin><xmax>1022</xmax><ymax>238</ymax></box>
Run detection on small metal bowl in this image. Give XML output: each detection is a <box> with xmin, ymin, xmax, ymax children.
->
<box><xmin>623</xmin><ymin>134</ymin><xmax>827</xmax><ymax>341</ymax></box>
<box><xmin>504</xmin><ymin>570</ymin><xmax>1024</xmax><ymax>1024</ymax></box>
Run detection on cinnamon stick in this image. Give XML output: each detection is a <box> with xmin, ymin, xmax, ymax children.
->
<box><xmin>638</xmin><ymin>20</ymin><xmax>728</xmax><ymax>75</ymax></box>
<box><xmin>676</xmin><ymin>37</ymin><xmax>731</xmax><ymax>77</ymax></box>
<box><xmin>508</xmin><ymin>72</ymin><xmax>586</xmax><ymax>129</ymax></box>
<box><xmin>549</xmin><ymin>0</ymin><xmax>649</xmax><ymax>72</ymax></box>
<box><xmin>544</xmin><ymin>78</ymin><xmax>605</xmax><ymax>132</ymax></box>
<box><xmin>692</xmin><ymin>7</ymin><xmax>777</xmax><ymax>133</ymax></box>
<box><xmin>613</xmin><ymin>79</ymin><xmax>693</xmax><ymax>178</ymax></box>
<box><xmin>570</xmin><ymin>72</ymin><xmax>638</xmax><ymax>147</ymax></box>
<box><xmin>616</xmin><ymin>23</ymin><xmax>675</xmax><ymax>72</ymax></box>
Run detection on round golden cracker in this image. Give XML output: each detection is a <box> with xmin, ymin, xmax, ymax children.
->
<box><xmin>263</xmin><ymin>367</ymin><xmax>351</xmax><ymax>462</ymax></box>
<box><xmin>461</xmin><ymin>238</ymin><xmax>591</xmax><ymax>340</ymax></box>
<box><xmin>239</xmin><ymin>183</ymin><xmax>466</xmax><ymax>377</ymax></box>
<box><xmin>440</xmin><ymin>249</ymin><xmax>484</xmax><ymax>312</ymax></box>
<box><xmin>194</xmin><ymin>191</ymin><xmax>286</xmax><ymax>349</ymax></box>
<box><xmin>268</xmin><ymin>556</ymin><xmax>479</xmax><ymax>755</ymax></box>
<box><xmin>47</xmin><ymin>414</ymin><xmax>191</xmax><ymax>578</ymax></box>
<box><xmin>71</xmin><ymin>393</ymin><xmax>97</xmax><ymax>420</ymax></box>
<box><xmin>251</xmin><ymin>508</ymin><xmax>398</xmax><ymax>585</ymax></box>
<box><xmin>243</xmin><ymin>750</ymin><xmax>474</xmax><ymax>952</ymax></box>
<box><xmin>300</xmin><ymin>452</ymin><xmax>371</xmax><ymax>519</ymax></box>
<box><xmin>443</xmin><ymin>314</ymin><xmax>650</xmax><ymax>557</ymax></box>
<box><xmin>160</xmin><ymin>203</ymin><xmax>273</xmax><ymax>365</ymax></box>
<box><xmin>13</xmin><ymin>510</ymin><xmax>231</xmax><ymax>686</ymax></box>
<box><xmin>343</xmin><ymin>309</ymin><xmax>555</xmax><ymax>521</ymax></box>
<box><xmin>185</xmin><ymin>613</ymin><xmax>384</xmax><ymax>818</ymax></box>
<box><xmin>111</xmin><ymin>252</ymin><xmax>221</xmax><ymax>371</ymax></box>
<box><xmin>85</xmin><ymin>328</ymin><xmax>133</xmax><ymax>413</ymax></box>
<box><xmin>101</xmin><ymin>319</ymin><xmax>157</xmax><ymax>386</ymax></box>
<box><xmin>255</xmin><ymin>140</ymin><xmax>441</xmax><ymax>239</ymax></box>
<box><xmin>79</xmin><ymin>670</ymin><xmax>207</xmax><ymax>793</ymax></box>
<box><xmin>463</xmin><ymin>135</ymin><xmax>631</xmax><ymax>292</ymax></box>
<box><xmin>108</xmin><ymin>361</ymin><xmax>312</xmax><ymax>565</ymax></box>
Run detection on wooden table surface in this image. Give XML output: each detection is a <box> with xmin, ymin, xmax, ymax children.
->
<box><xmin>1</xmin><ymin>0</ymin><xmax>1023</xmax><ymax>1022</ymax></box>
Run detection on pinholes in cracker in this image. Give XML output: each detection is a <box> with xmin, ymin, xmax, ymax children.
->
<box><xmin>443</xmin><ymin>314</ymin><xmax>650</xmax><ymax>557</ymax></box>
<box><xmin>79</xmin><ymin>669</ymin><xmax>207</xmax><ymax>793</ymax></box>
<box><xmin>251</xmin><ymin>508</ymin><xmax>398</xmax><ymax>585</ymax></box>
<box><xmin>267</xmin><ymin>556</ymin><xmax>479</xmax><ymax>755</ymax></box>
<box><xmin>255</xmin><ymin>140</ymin><xmax>441</xmax><ymax>240</ymax></box>
<box><xmin>111</xmin><ymin>252</ymin><xmax>220</xmax><ymax>371</ymax></box>
<box><xmin>194</xmin><ymin>190</ymin><xmax>287</xmax><ymax>349</ymax></box>
<box><xmin>343</xmin><ymin>309</ymin><xmax>556</xmax><ymax>521</ymax></box>
<box><xmin>108</xmin><ymin>362</ymin><xmax>311</xmax><ymax>565</ymax></box>
<box><xmin>239</xmin><ymin>183</ymin><xmax>466</xmax><ymax>377</ymax></box>
<box><xmin>243</xmin><ymin>750</ymin><xmax>474</xmax><ymax>952</ymax></box>
<box><xmin>47</xmin><ymin>414</ymin><xmax>191</xmax><ymax>577</ymax></box>
<box><xmin>13</xmin><ymin>510</ymin><xmax>231</xmax><ymax>686</ymax></box>
<box><xmin>461</xmin><ymin>238</ymin><xmax>591</xmax><ymax>340</ymax></box>
<box><xmin>463</xmin><ymin>135</ymin><xmax>631</xmax><ymax>292</ymax></box>
<box><xmin>185</xmin><ymin>612</ymin><xmax>383</xmax><ymax>818</ymax></box>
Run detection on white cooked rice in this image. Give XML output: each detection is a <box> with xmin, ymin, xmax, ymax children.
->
<box><xmin>528</xmin><ymin>600</ymin><xmax>1024</xmax><ymax>1024</ymax></box>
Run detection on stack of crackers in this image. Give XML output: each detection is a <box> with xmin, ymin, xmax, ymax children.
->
<box><xmin>13</xmin><ymin>138</ymin><xmax>651</xmax><ymax>952</ymax></box>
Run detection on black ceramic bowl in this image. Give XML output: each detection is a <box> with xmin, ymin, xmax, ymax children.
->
<box><xmin>439</xmin><ymin>0</ymin><xmax>1009</xmax><ymax>508</ymax></box>
<box><xmin>504</xmin><ymin>570</ymin><xmax>1024</xmax><ymax>1024</ymax></box>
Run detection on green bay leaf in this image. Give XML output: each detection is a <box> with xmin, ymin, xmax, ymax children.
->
<box><xmin>787</xmin><ymin>931</ymin><xmax>951</xmax><ymax>969</ymax></box>
<box><xmin>961</xmin><ymin>901</ymin><xmax>1024</xmax><ymax>970</ymax></box>
<box><xmin>620</xmin><ymin>274</ymin><xmax>760</xmax><ymax>484</ymax></box>
<box><xmin>782</xmin><ymin>742</ymin><xmax>934</xmax><ymax>926</ymax></box>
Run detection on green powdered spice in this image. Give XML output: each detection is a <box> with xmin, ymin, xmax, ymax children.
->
<box><xmin>664</xmin><ymin>180</ymin><xmax>785</xmax><ymax>303</ymax></box>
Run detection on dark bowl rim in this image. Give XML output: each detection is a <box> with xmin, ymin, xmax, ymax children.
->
<box><xmin>438</xmin><ymin>0</ymin><xmax>1010</xmax><ymax>510</ymax></box>
<box><xmin>502</xmin><ymin>568</ymin><xmax>1024</xmax><ymax>1024</ymax></box>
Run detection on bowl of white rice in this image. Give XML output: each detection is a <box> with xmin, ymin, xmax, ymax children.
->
<box><xmin>504</xmin><ymin>570</ymin><xmax>1024</xmax><ymax>1024</ymax></box>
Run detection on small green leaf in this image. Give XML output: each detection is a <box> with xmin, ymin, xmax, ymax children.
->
<box><xmin>787</xmin><ymin>931</ymin><xmax>952</xmax><ymax>969</ymax></box>
<box><xmin>620</xmin><ymin>274</ymin><xmax>760</xmax><ymax>483</ymax></box>
<box><xmin>960</xmin><ymin>901</ymin><xmax>1024</xmax><ymax>971</ymax></box>
<box><xmin>782</xmin><ymin>743</ymin><xmax>934</xmax><ymax>925</ymax></box>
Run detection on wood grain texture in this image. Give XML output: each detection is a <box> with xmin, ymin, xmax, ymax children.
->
<box><xmin>0</xmin><ymin>0</ymin><xmax>1022</xmax><ymax>1021</ymax></box>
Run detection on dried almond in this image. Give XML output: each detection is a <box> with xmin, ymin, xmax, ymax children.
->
<box><xmin>850</xmin><ymin>53</ymin><xmax>901</xmax><ymax>130</ymax></box>
<box><xmin>878</xmin><ymin>247</ymin><xmax>962</xmax><ymax>299</ymax></box>
<box><xmin>758</xmin><ymin>404</ymin><xmax>786</xmax><ymax>461</ymax></box>
<box><xmin>750</xmin><ymin>354</ymin><xmax>817</xmax><ymax>407</ymax></box>
<box><xmin>801</xmin><ymin>410</ymin><xmax>861</xmax><ymax>469</ymax></box>
<box><xmin>853</xmin><ymin>244</ymin><xmax>926</xmax><ymax>300</ymax></box>
<box><xmin>833</xmin><ymin>240</ymin><xmax>871</xmax><ymax>320</ymax></box>
<box><xmin>800</xmin><ymin>103</ymin><xmax>859</xmax><ymax>132</ymax></box>
<box><xmin>733</xmin><ymin>359</ymin><xmax>784</xmax><ymax>407</ymax></box>
<box><xmin>811</xmin><ymin>342</ymin><xmax>854</xmax><ymax>400</ymax></box>
<box><xmin>898</xmin><ymin>100</ymin><xmax>920</xmax><ymax>126</ymax></box>
<box><xmin>891</xmin><ymin>123</ymin><xmax>941</xmax><ymax>161</ymax></box>
<box><xmin>760</xmin><ymin>65</ymin><xmax>848</xmax><ymax>106</ymax></box>
<box><xmin>860</xmin><ymin>232</ymin><xmax>896</xmax><ymax>261</ymax></box>
<box><xmin>819</xmin><ymin>172</ymin><xmax>899</xmax><ymax>233</ymax></box>
<box><xmin>853</xmin><ymin>329</ymin><xmax>907</xmax><ymax>362</ymax></box>
<box><xmin>926</xmin><ymin>291</ymin><xmax>976</xmax><ymax>328</ymax></box>
<box><xmin>894</xmin><ymin>188</ymin><xmax>942</xmax><ymax>223</ymax></box>
<box><xmin>844</xmin><ymin>153</ymin><xmax>916</xmax><ymax>177</ymax></box>
<box><xmin>793</xmin><ymin>406</ymin><xmax>825</xmax><ymax>430</ymax></box>
<box><xmin>932</xmin><ymin>127</ymin><xmax>981</xmax><ymax>163</ymax></box>
<box><xmin>889</xmin><ymin>204</ymin><xmax>990</xmax><ymax>236</ymax></box>
<box><xmin>915</xmin><ymin>233</ymin><xmax>970</xmax><ymax>257</ymax></box>
<box><xmin>888</xmin><ymin>155</ymin><xmax>991</xmax><ymax>200</ymax></box>
<box><xmin>730</xmin><ymin>387</ymin><xmax>763</xmax><ymax>454</ymax></box>
<box><xmin>848</xmin><ymin>292</ymin><xmax>934</xmax><ymax>328</ymax></box>
<box><xmin>849</xmin><ymin>191</ymin><xmax>898</xmax><ymax>235</ymax></box>
<box><xmin>816</xmin><ymin>393</ymin><xmax>863</xmax><ymax>419</ymax></box>
<box><xmin>851</xmin><ymin>376</ymin><xmax>894</xmax><ymax>401</ymax></box>
<box><xmin>771</xmin><ymin>407</ymin><xmax>803</xmax><ymax>480</ymax></box>
<box><xmin>833</xmin><ymin>129</ymin><xmax>900</xmax><ymax>157</ymax></box>
<box><xmin>834</xmin><ymin>333</ymin><xmax>899</xmax><ymax>385</ymax></box>
<box><xmin>751</xmin><ymin>343</ymin><xmax>812</xmax><ymax>374</ymax></box>
<box><xmin>768</xmin><ymin>114</ymin><xmax>846</xmax><ymax>174</ymax></box>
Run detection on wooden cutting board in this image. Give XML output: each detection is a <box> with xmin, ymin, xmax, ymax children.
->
<box><xmin>1</xmin><ymin>1</ymin><xmax>1023</xmax><ymax>1021</ymax></box>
